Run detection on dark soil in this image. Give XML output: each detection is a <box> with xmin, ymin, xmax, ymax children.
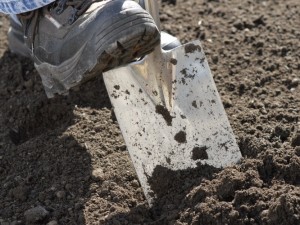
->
<box><xmin>1</xmin><ymin>0</ymin><xmax>300</xmax><ymax>224</ymax></box>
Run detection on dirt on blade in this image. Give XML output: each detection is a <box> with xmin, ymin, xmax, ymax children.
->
<box><xmin>155</xmin><ymin>104</ymin><xmax>173</xmax><ymax>126</ymax></box>
<box><xmin>0</xmin><ymin>0</ymin><xmax>300</xmax><ymax>224</ymax></box>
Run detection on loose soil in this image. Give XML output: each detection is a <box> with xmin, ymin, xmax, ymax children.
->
<box><xmin>1</xmin><ymin>0</ymin><xmax>300</xmax><ymax>224</ymax></box>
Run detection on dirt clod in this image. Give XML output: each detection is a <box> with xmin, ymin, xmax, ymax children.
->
<box><xmin>184</xmin><ymin>43</ymin><xmax>201</xmax><ymax>54</ymax></box>
<box><xmin>24</xmin><ymin>206</ymin><xmax>49</xmax><ymax>224</ymax></box>
<box><xmin>174</xmin><ymin>130</ymin><xmax>187</xmax><ymax>143</ymax></box>
<box><xmin>113</xmin><ymin>85</ymin><xmax>120</xmax><ymax>90</ymax></box>
<box><xmin>55</xmin><ymin>191</ymin><xmax>66</xmax><ymax>199</ymax></box>
<box><xmin>170</xmin><ymin>58</ymin><xmax>177</xmax><ymax>65</ymax></box>
<box><xmin>155</xmin><ymin>104</ymin><xmax>173</xmax><ymax>126</ymax></box>
<box><xmin>192</xmin><ymin>100</ymin><xmax>198</xmax><ymax>108</ymax></box>
<box><xmin>291</xmin><ymin>133</ymin><xmax>300</xmax><ymax>147</ymax></box>
<box><xmin>91</xmin><ymin>168</ymin><xmax>105</xmax><ymax>182</ymax></box>
<box><xmin>192</xmin><ymin>146</ymin><xmax>209</xmax><ymax>160</ymax></box>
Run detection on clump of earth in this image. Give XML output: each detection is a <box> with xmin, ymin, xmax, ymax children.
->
<box><xmin>0</xmin><ymin>0</ymin><xmax>299</xmax><ymax>224</ymax></box>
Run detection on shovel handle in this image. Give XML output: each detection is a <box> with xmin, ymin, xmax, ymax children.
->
<box><xmin>140</xmin><ymin>0</ymin><xmax>161</xmax><ymax>30</ymax></box>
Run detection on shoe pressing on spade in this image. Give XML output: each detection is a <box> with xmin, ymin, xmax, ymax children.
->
<box><xmin>8</xmin><ymin>0</ymin><xmax>160</xmax><ymax>97</ymax></box>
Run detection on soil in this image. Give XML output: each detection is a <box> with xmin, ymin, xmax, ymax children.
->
<box><xmin>0</xmin><ymin>0</ymin><xmax>300</xmax><ymax>224</ymax></box>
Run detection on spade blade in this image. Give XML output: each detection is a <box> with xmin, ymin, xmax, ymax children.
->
<box><xmin>103</xmin><ymin>40</ymin><xmax>242</xmax><ymax>205</ymax></box>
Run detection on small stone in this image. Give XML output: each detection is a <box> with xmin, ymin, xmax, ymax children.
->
<box><xmin>110</xmin><ymin>206</ymin><xmax>117</xmax><ymax>212</ymax></box>
<box><xmin>291</xmin><ymin>78</ymin><xmax>299</xmax><ymax>87</ymax></box>
<box><xmin>46</xmin><ymin>221</ymin><xmax>58</xmax><ymax>225</ymax></box>
<box><xmin>56</xmin><ymin>190</ymin><xmax>66</xmax><ymax>199</ymax></box>
<box><xmin>223</xmin><ymin>97</ymin><xmax>233</xmax><ymax>108</ymax></box>
<box><xmin>91</xmin><ymin>168</ymin><xmax>105</xmax><ymax>182</ymax></box>
<box><xmin>50</xmin><ymin>186</ymin><xmax>56</xmax><ymax>191</ymax></box>
<box><xmin>211</xmin><ymin>55</ymin><xmax>219</xmax><ymax>64</ymax></box>
<box><xmin>24</xmin><ymin>206</ymin><xmax>49</xmax><ymax>224</ymax></box>
<box><xmin>65</xmin><ymin>183</ymin><xmax>72</xmax><ymax>190</ymax></box>
<box><xmin>23</xmin><ymin>79</ymin><xmax>33</xmax><ymax>89</ymax></box>
<box><xmin>131</xmin><ymin>179</ymin><xmax>140</xmax><ymax>188</ymax></box>
<box><xmin>260</xmin><ymin>209</ymin><xmax>269</xmax><ymax>218</ymax></box>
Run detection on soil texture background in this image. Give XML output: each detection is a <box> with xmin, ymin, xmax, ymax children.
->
<box><xmin>0</xmin><ymin>0</ymin><xmax>300</xmax><ymax>224</ymax></box>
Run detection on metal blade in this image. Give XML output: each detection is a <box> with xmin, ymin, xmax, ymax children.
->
<box><xmin>103</xmin><ymin>40</ymin><xmax>242</xmax><ymax>205</ymax></box>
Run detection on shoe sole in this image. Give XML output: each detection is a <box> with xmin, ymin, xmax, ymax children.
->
<box><xmin>35</xmin><ymin>2</ymin><xmax>160</xmax><ymax>98</ymax></box>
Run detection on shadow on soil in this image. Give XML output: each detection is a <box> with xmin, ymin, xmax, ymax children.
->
<box><xmin>0</xmin><ymin>51</ymin><xmax>112</xmax><ymax>224</ymax></box>
<box><xmin>0</xmin><ymin>51</ymin><xmax>112</xmax><ymax>146</ymax></box>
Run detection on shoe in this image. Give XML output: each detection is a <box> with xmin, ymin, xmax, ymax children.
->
<box><xmin>8</xmin><ymin>0</ymin><xmax>160</xmax><ymax>97</ymax></box>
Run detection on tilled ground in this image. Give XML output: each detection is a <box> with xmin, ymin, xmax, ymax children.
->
<box><xmin>0</xmin><ymin>0</ymin><xmax>300</xmax><ymax>224</ymax></box>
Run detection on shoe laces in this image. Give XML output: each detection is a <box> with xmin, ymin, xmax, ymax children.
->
<box><xmin>18</xmin><ymin>10</ymin><xmax>40</xmax><ymax>55</ymax></box>
<box><xmin>54</xmin><ymin>0</ymin><xmax>99</xmax><ymax>24</ymax></box>
<box><xmin>18</xmin><ymin>0</ymin><xmax>100</xmax><ymax>54</ymax></box>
